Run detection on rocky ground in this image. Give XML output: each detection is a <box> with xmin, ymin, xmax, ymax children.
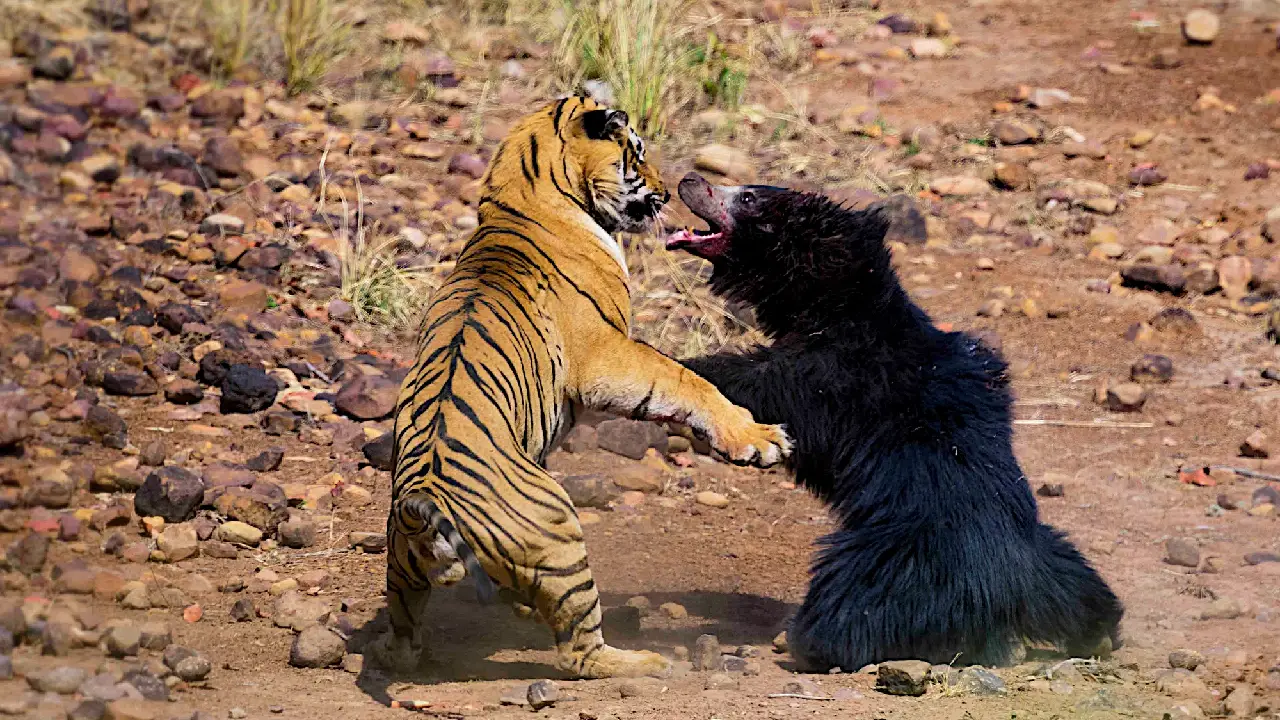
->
<box><xmin>2</xmin><ymin>0</ymin><xmax>1280</xmax><ymax>718</ymax></box>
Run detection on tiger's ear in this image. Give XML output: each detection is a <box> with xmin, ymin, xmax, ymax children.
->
<box><xmin>582</xmin><ymin>108</ymin><xmax>629</xmax><ymax>140</ymax></box>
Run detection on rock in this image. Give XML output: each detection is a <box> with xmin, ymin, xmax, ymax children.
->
<box><xmin>199</xmin><ymin>214</ymin><xmax>244</xmax><ymax>235</ymax></box>
<box><xmin>596</xmin><ymin>418</ymin><xmax>666</xmax><ymax>460</ymax></box>
<box><xmin>104</xmin><ymin>699</ymin><xmax>158</xmax><ymax>720</ymax></box>
<box><xmin>1169</xmin><ymin>648</ymin><xmax>1205</xmax><ymax>670</ymax></box>
<box><xmin>247</xmin><ymin>447</ymin><xmax>285</xmax><ymax>472</ymax></box>
<box><xmin>70</xmin><ymin>699</ymin><xmax>107</xmax><ymax>720</ymax></box>
<box><xmin>909</xmin><ymin>38</ymin><xmax>947</xmax><ymax>58</ymax></box>
<box><xmin>993</xmin><ymin>120</ymin><xmax>1040</xmax><ymax>145</ymax></box>
<box><xmin>173</xmin><ymin>654</ymin><xmax>211</xmax><ymax>682</ymax></box>
<box><xmin>561</xmin><ymin>425</ymin><xmax>598</xmax><ymax>453</ymax></box>
<box><xmin>230</xmin><ymin>598</ymin><xmax>255</xmax><ymax>622</ymax></box>
<box><xmin>930</xmin><ymin>176</ymin><xmax>990</xmax><ymax>196</ymax></box>
<box><xmin>164</xmin><ymin>380</ymin><xmax>203</xmax><ymax>405</ymax></box>
<box><xmin>1167</xmin><ymin>535</ymin><xmax>1203</xmax><ymax>568</ymax></box>
<box><xmin>877</xmin><ymin>660</ymin><xmax>931</xmax><ymax>696</ymax></box>
<box><xmin>1224</xmin><ymin>684</ymin><xmax>1255</xmax><ymax>716</ymax></box>
<box><xmin>1105</xmin><ymin>383</ymin><xmax>1147</xmax><ymax>413</ymax></box>
<box><xmin>1131</xmin><ymin>354</ymin><xmax>1174</xmax><ymax>383</ymax></box>
<box><xmin>1182</xmin><ymin>10</ymin><xmax>1220</xmax><ymax>44</ymax></box>
<box><xmin>695</xmin><ymin>491</ymin><xmax>730</xmax><ymax>508</ymax></box>
<box><xmin>29</xmin><ymin>665</ymin><xmax>88</xmax><ymax>694</ymax></box>
<box><xmin>1201</xmin><ymin>597</ymin><xmax>1243</xmax><ymax>620</ymax></box>
<box><xmin>342</xmin><ymin>653</ymin><xmax>363</xmax><ymax>674</ymax></box>
<box><xmin>781</xmin><ymin>678</ymin><xmax>822</xmax><ymax>697</ymax></box>
<box><xmin>60</xmin><ymin>250</ymin><xmax>101</xmax><ymax>283</ymax></box>
<box><xmin>156</xmin><ymin>524</ymin><xmax>198</xmax><ymax>562</ymax></box>
<box><xmin>705</xmin><ymin>672</ymin><xmax>739</xmax><ymax>689</ymax></box>
<box><xmin>105</xmin><ymin>624</ymin><xmax>141</xmax><ymax>657</ymax></box>
<box><xmin>362</xmin><ymin>433</ymin><xmax>393</xmax><ymax>471</ymax></box>
<box><xmin>220</xmin><ymin>365</ymin><xmax>278</xmax><ymax>414</ymax></box>
<box><xmin>135</xmin><ymin>467</ymin><xmax>205</xmax><ymax>523</ymax></box>
<box><xmin>122</xmin><ymin>669</ymin><xmax>167</xmax><ymax>701</ymax></box>
<box><xmin>215</xmin><ymin>521</ymin><xmax>262</xmax><ymax>546</ymax></box>
<box><xmin>1128</xmin><ymin>164</ymin><xmax>1167</xmax><ymax>186</ymax></box>
<box><xmin>278</xmin><ymin>515</ymin><xmax>317</xmax><ymax>549</ymax></box>
<box><xmin>527</xmin><ymin>680</ymin><xmax>559</xmax><ymax>710</ymax></box>
<box><xmin>102</xmin><ymin>369</ymin><xmax>159</xmax><ymax>397</ymax></box>
<box><xmin>333</xmin><ymin>374</ymin><xmax>398</xmax><ymax>420</ymax></box>
<box><xmin>6</xmin><ymin>532</ymin><xmax>49</xmax><ymax>574</ymax></box>
<box><xmin>217</xmin><ymin>280</ymin><xmax>268</xmax><ymax>313</ymax></box>
<box><xmin>693</xmin><ymin>144</ymin><xmax>756</xmax><ymax>182</ymax></box>
<box><xmin>613</xmin><ymin>465</ymin><xmax>665</xmax><ymax>493</ymax></box>
<box><xmin>289</xmin><ymin>626</ymin><xmax>345</xmax><ymax>668</ymax></box>
<box><xmin>957</xmin><ymin>667</ymin><xmax>1007</xmax><ymax>695</ymax></box>
<box><xmin>992</xmin><ymin>162</ymin><xmax>1030</xmax><ymax>190</ymax></box>
<box><xmin>618</xmin><ymin>677</ymin><xmax>665</xmax><ymax>698</ymax></box>
<box><xmin>659</xmin><ymin>602</ymin><xmax>688</xmax><ymax>619</ymax></box>
<box><xmin>211</xmin><ymin>483</ymin><xmax>288</xmax><ymax>532</ymax></box>
<box><xmin>560</xmin><ymin>474</ymin><xmax>616</xmax><ymax>509</ymax></box>
<box><xmin>139</xmin><ymin>622</ymin><xmax>171</xmax><ymax>650</ymax></box>
<box><xmin>1122</xmin><ymin>264</ymin><xmax>1185</xmax><ymax>294</ymax></box>
<box><xmin>34</xmin><ymin>46</ymin><xmax>76</xmax><ymax>80</ymax></box>
<box><xmin>1240</xmin><ymin>430</ymin><xmax>1269</xmax><ymax>458</ymax></box>
<box><xmin>1156</xmin><ymin>669</ymin><xmax>1212</xmax><ymax>704</ymax></box>
<box><xmin>692</xmin><ymin>634</ymin><xmax>720</xmax><ymax>671</ymax></box>
<box><xmin>349</xmin><ymin>532</ymin><xmax>387</xmax><ymax>553</ymax></box>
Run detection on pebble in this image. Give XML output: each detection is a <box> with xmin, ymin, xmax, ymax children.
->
<box><xmin>695</xmin><ymin>491</ymin><xmax>729</xmax><ymax>508</ymax></box>
<box><xmin>1105</xmin><ymin>383</ymin><xmax>1147</xmax><ymax>412</ymax></box>
<box><xmin>1182</xmin><ymin>10</ymin><xmax>1220</xmax><ymax>44</ymax></box>
<box><xmin>526</xmin><ymin>679</ymin><xmax>559</xmax><ymax>710</ymax></box>
<box><xmin>1169</xmin><ymin>648</ymin><xmax>1204</xmax><ymax>670</ymax></box>
<box><xmin>289</xmin><ymin>626</ymin><xmax>346</xmax><ymax>668</ymax></box>
<box><xmin>692</xmin><ymin>634</ymin><xmax>721</xmax><ymax>671</ymax></box>
<box><xmin>659</xmin><ymin>602</ymin><xmax>688</xmax><ymax>620</ymax></box>
<box><xmin>28</xmin><ymin>666</ymin><xmax>88</xmax><ymax>694</ymax></box>
<box><xmin>877</xmin><ymin>660</ymin><xmax>931</xmax><ymax>696</ymax></box>
<box><xmin>105</xmin><ymin>624</ymin><xmax>141</xmax><ymax>658</ymax></box>
<box><xmin>215</xmin><ymin>521</ymin><xmax>263</xmax><ymax>547</ymax></box>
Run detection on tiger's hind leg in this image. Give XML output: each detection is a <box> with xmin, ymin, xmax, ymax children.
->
<box><xmin>504</xmin><ymin>504</ymin><xmax>670</xmax><ymax>679</ymax></box>
<box><xmin>368</xmin><ymin>529</ymin><xmax>434</xmax><ymax>672</ymax></box>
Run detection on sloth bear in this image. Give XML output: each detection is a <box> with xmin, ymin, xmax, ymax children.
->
<box><xmin>667</xmin><ymin>172</ymin><xmax>1123</xmax><ymax>671</ymax></box>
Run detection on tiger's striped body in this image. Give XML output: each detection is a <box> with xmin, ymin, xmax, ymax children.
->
<box><xmin>375</xmin><ymin>98</ymin><xmax>791</xmax><ymax>679</ymax></box>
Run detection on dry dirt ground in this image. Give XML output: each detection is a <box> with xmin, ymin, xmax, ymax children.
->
<box><xmin>3</xmin><ymin>0</ymin><xmax>1280</xmax><ymax>719</ymax></box>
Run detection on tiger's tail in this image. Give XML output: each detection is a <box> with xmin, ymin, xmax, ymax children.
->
<box><xmin>397</xmin><ymin>493</ymin><xmax>497</xmax><ymax>604</ymax></box>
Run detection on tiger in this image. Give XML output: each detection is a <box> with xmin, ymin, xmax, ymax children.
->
<box><xmin>373</xmin><ymin>97</ymin><xmax>792</xmax><ymax>680</ymax></box>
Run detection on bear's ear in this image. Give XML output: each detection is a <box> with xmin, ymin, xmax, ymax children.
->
<box><xmin>582</xmin><ymin>108</ymin><xmax>629</xmax><ymax>140</ymax></box>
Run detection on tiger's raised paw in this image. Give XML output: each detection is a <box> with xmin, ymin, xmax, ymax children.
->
<box><xmin>711</xmin><ymin>413</ymin><xmax>792</xmax><ymax>468</ymax></box>
<box><xmin>574</xmin><ymin>646</ymin><xmax>671</xmax><ymax>679</ymax></box>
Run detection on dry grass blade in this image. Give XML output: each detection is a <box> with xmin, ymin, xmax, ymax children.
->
<box><xmin>279</xmin><ymin>0</ymin><xmax>351</xmax><ymax>95</ymax></box>
<box><xmin>203</xmin><ymin>0</ymin><xmax>255</xmax><ymax>79</ymax></box>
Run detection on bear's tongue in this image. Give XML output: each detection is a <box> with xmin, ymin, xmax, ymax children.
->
<box><xmin>665</xmin><ymin>227</ymin><xmax>722</xmax><ymax>252</ymax></box>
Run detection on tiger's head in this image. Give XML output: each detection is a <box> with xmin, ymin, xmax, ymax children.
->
<box><xmin>483</xmin><ymin>97</ymin><xmax>669</xmax><ymax>235</ymax></box>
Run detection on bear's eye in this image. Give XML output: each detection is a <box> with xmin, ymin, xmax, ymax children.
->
<box><xmin>739</xmin><ymin>191</ymin><xmax>755</xmax><ymax>206</ymax></box>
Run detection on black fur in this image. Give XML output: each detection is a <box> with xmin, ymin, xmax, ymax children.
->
<box><xmin>678</xmin><ymin>180</ymin><xmax>1123</xmax><ymax>671</ymax></box>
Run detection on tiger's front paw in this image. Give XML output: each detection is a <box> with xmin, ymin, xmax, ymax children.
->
<box><xmin>711</xmin><ymin>410</ymin><xmax>791</xmax><ymax>467</ymax></box>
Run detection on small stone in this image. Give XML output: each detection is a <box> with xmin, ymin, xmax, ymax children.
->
<box><xmin>105</xmin><ymin>624</ymin><xmax>142</xmax><ymax>657</ymax></box>
<box><xmin>215</xmin><ymin>521</ymin><xmax>262</xmax><ymax>546</ymax></box>
<box><xmin>526</xmin><ymin>679</ymin><xmax>559</xmax><ymax>710</ymax></box>
<box><xmin>341</xmin><ymin>654</ymin><xmax>363</xmax><ymax>674</ymax></box>
<box><xmin>1128</xmin><ymin>164</ymin><xmax>1167</xmax><ymax>186</ymax></box>
<box><xmin>156</xmin><ymin>524</ymin><xmax>198</xmax><ymax>563</ymax></box>
<box><xmin>993</xmin><ymin>120</ymin><xmax>1040</xmax><ymax>145</ymax></box>
<box><xmin>230</xmin><ymin>598</ymin><xmax>255</xmax><ymax>622</ymax></box>
<box><xmin>85</xmin><ymin>405</ymin><xmax>128</xmax><ymax>448</ymax></box>
<box><xmin>909</xmin><ymin>38</ymin><xmax>947</xmax><ymax>59</ymax></box>
<box><xmin>695</xmin><ymin>491</ymin><xmax>730</xmax><ymax>508</ymax></box>
<box><xmin>1169</xmin><ymin>648</ymin><xmax>1205</xmax><ymax>670</ymax></box>
<box><xmin>6</xmin><ymin>532</ymin><xmax>50</xmax><ymax>574</ymax></box>
<box><xmin>1156</xmin><ymin>669</ymin><xmax>1212</xmax><ymax>704</ymax></box>
<box><xmin>692</xmin><ymin>634</ymin><xmax>721</xmax><ymax>671</ymax></box>
<box><xmin>618</xmin><ymin>677</ymin><xmax>665</xmax><ymax>698</ymax></box>
<box><xmin>659</xmin><ymin>602</ymin><xmax>688</xmax><ymax>620</ymax></box>
<box><xmin>930</xmin><ymin>176</ymin><xmax>990</xmax><ymax>197</ymax></box>
<box><xmin>1165</xmin><ymin>538</ymin><xmax>1200</xmax><ymax>568</ymax></box>
<box><xmin>957</xmin><ymin>667</ymin><xmax>1007</xmax><ymax>695</ymax></box>
<box><xmin>877</xmin><ymin>660</ymin><xmax>931</xmax><ymax>696</ymax></box>
<box><xmin>1201</xmin><ymin>597</ymin><xmax>1244</xmax><ymax>620</ymax></box>
<box><xmin>1131</xmin><ymin>354</ymin><xmax>1174</xmax><ymax>384</ymax></box>
<box><xmin>1182</xmin><ymin>10</ymin><xmax>1220</xmax><ymax>44</ymax></box>
<box><xmin>164</xmin><ymin>380</ymin><xmax>203</xmax><ymax>405</ymax></box>
<box><xmin>348</xmin><ymin>532</ymin><xmax>387</xmax><ymax>553</ymax></box>
<box><xmin>289</xmin><ymin>626</ymin><xmax>345</xmax><ymax>668</ymax></box>
<box><xmin>559</xmin><ymin>474</ymin><xmax>616</xmax><ymax>509</ymax></box>
<box><xmin>135</xmin><ymin>467</ymin><xmax>205</xmax><ymax>523</ymax></box>
<box><xmin>199</xmin><ymin>214</ymin><xmax>244</xmax><ymax>235</ymax></box>
<box><xmin>772</xmin><ymin>631</ymin><xmax>788</xmax><ymax>653</ymax></box>
<box><xmin>174</xmin><ymin>654</ymin><xmax>211</xmax><ymax>682</ymax></box>
<box><xmin>596</xmin><ymin>418</ymin><xmax>666</xmax><ymax>460</ymax></box>
<box><xmin>1105</xmin><ymin>383</ymin><xmax>1147</xmax><ymax>412</ymax></box>
<box><xmin>333</xmin><ymin>374</ymin><xmax>398</xmax><ymax>420</ymax></box>
<box><xmin>103</xmin><ymin>369</ymin><xmax>159</xmax><ymax>397</ymax></box>
<box><xmin>1240</xmin><ymin>430</ymin><xmax>1269</xmax><ymax>459</ymax></box>
<box><xmin>705</xmin><ymin>672</ymin><xmax>738</xmax><ymax>689</ymax></box>
<box><xmin>29</xmin><ymin>666</ymin><xmax>88</xmax><ymax>694</ymax></box>
<box><xmin>278</xmin><ymin>515</ymin><xmax>317</xmax><ymax>549</ymax></box>
<box><xmin>139</xmin><ymin>622</ymin><xmax>171</xmax><ymax>650</ymax></box>
<box><xmin>220</xmin><ymin>365</ymin><xmax>278</xmax><ymax>414</ymax></box>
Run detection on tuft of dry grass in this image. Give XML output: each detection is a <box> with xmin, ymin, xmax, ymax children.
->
<box><xmin>542</xmin><ymin>0</ymin><xmax>702</xmax><ymax>136</ymax></box>
<box><xmin>203</xmin><ymin>0</ymin><xmax>255</xmax><ymax>80</ymax></box>
<box><xmin>279</xmin><ymin>0</ymin><xmax>351</xmax><ymax>95</ymax></box>
<box><xmin>318</xmin><ymin>147</ymin><xmax>439</xmax><ymax>335</ymax></box>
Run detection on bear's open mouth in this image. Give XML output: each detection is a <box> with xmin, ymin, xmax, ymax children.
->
<box><xmin>664</xmin><ymin>224</ymin><xmax>723</xmax><ymax>253</ymax></box>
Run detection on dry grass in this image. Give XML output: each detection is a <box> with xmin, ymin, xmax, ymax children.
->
<box><xmin>203</xmin><ymin>0</ymin><xmax>256</xmax><ymax>80</ymax></box>
<box><xmin>541</xmin><ymin>0</ymin><xmax>702</xmax><ymax>136</ymax></box>
<box><xmin>279</xmin><ymin>0</ymin><xmax>351</xmax><ymax>95</ymax></box>
<box><xmin>318</xmin><ymin>147</ymin><xmax>440</xmax><ymax>335</ymax></box>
